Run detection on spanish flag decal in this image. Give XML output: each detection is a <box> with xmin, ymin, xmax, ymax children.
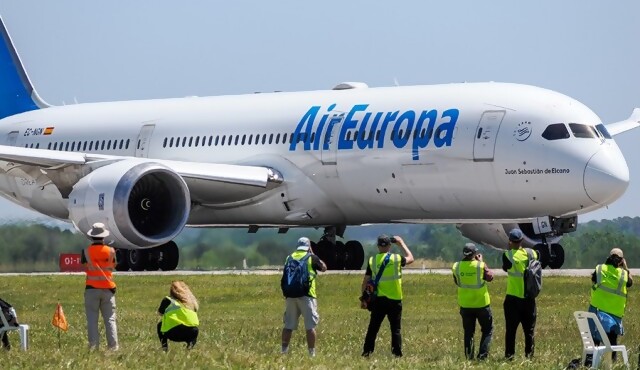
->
<box><xmin>43</xmin><ymin>127</ymin><xmax>54</xmax><ymax>135</ymax></box>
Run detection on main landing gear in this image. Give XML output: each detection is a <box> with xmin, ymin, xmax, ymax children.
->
<box><xmin>115</xmin><ymin>241</ymin><xmax>179</xmax><ymax>271</ymax></box>
<box><xmin>312</xmin><ymin>226</ymin><xmax>366</xmax><ymax>270</ymax></box>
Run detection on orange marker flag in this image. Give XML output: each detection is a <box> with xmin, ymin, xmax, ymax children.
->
<box><xmin>52</xmin><ymin>303</ymin><xmax>68</xmax><ymax>332</ymax></box>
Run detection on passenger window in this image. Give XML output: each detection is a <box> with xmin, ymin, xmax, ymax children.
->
<box><xmin>242</xmin><ymin>134</ymin><xmax>247</xmax><ymax>145</ymax></box>
<box><xmin>208</xmin><ymin>136</ymin><xmax>213</xmax><ymax>146</ymax></box>
<box><xmin>89</xmin><ymin>141</ymin><xmax>93</xmax><ymax>151</ymax></box>
<box><xmin>248</xmin><ymin>135</ymin><xmax>253</xmax><ymax>145</ymax></box>
<box><xmin>568</xmin><ymin>123</ymin><xmax>598</xmax><ymax>139</ymax></box>
<box><xmin>234</xmin><ymin>135</ymin><xmax>239</xmax><ymax>145</ymax></box>
<box><xmin>262</xmin><ymin>135</ymin><xmax>267</xmax><ymax>145</ymax></box>
<box><xmin>36</xmin><ymin>143</ymin><xmax>40</xmax><ymax>149</ymax></box>
<box><xmin>542</xmin><ymin>123</ymin><xmax>570</xmax><ymax>140</ymax></box>
<box><xmin>108</xmin><ymin>140</ymin><xmax>113</xmax><ymax>150</ymax></box>
<box><xmin>195</xmin><ymin>136</ymin><xmax>200</xmax><ymax>147</ymax></box>
<box><xmin>83</xmin><ymin>142</ymin><xmax>87</xmax><ymax>151</ymax></box>
<box><xmin>126</xmin><ymin>139</ymin><xmax>130</xmax><ymax>149</ymax></box>
<box><xmin>119</xmin><ymin>139</ymin><xmax>124</xmax><ymax>149</ymax></box>
<box><xmin>48</xmin><ymin>143</ymin><xmax>52</xmax><ymax>150</ymax></box>
<box><xmin>71</xmin><ymin>142</ymin><xmax>76</xmax><ymax>151</ymax></box>
<box><xmin>275</xmin><ymin>133</ymin><xmax>279</xmax><ymax>144</ymax></box>
<box><xmin>181</xmin><ymin>137</ymin><xmax>186</xmax><ymax>147</ymax></box>
<box><xmin>311</xmin><ymin>132</ymin><xmax>316</xmax><ymax>144</ymax></box>
<box><xmin>595</xmin><ymin>124</ymin><xmax>612</xmax><ymax>139</ymax></box>
<box><xmin>65</xmin><ymin>142</ymin><xmax>70</xmax><ymax>151</ymax></box>
<box><xmin>214</xmin><ymin>136</ymin><xmax>219</xmax><ymax>146</ymax></box>
<box><xmin>283</xmin><ymin>133</ymin><xmax>288</xmax><ymax>144</ymax></box>
<box><xmin>189</xmin><ymin>137</ymin><xmax>193</xmax><ymax>147</ymax></box>
<box><xmin>269</xmin><ymin>134</ymin><xmax>273</xmax><ymax>144</ymax></box>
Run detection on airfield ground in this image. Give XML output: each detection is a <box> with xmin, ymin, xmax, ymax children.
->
<box><xmin>0</xmin><ymin>272</ymin><xmax>637</xmax><ymax>369</ymax></box>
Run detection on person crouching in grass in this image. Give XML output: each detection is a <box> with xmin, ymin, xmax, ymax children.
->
<box><xmin>157</xmin><ymin>281</ymin><xmax>200</xmax><ymax>351</ymax></box>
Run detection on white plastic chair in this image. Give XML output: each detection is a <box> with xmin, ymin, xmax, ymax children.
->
<box><xmin>574</xmin><ymin>311</ymin><xmax>629</xmax><ymax>369</ymax></box>
<box><xmin>0</xmin><ymin>307</ymin><xmax>29</xmax><ymax>350</ymax></box>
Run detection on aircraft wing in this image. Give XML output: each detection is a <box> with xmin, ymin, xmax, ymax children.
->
<box><xmin>0</xmin><ymin>145</ymin><xmax>283</xmax><ymax>204</ymax></box>
<box><xmin>606</xmin><ymin>108</ymin><xmax>640</xmax><ymax>136</ymax></box>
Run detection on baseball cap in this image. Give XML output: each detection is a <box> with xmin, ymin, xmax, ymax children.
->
<box><xmin>377</xmin><ymin>234</ymin><xmax>391</xmax><ymax>247</ymax></box>
<box><xmin>508</xmin><ymin>228</ymin><xmax>524</xmax><ymax>242</ymax></box>
<box><xmin>610</xmin><ymin>248</ymin><xmax>624</xmax><ymax>258</ymax></box>
<box><xmin>463</xmin><ymin>243</ymin><xmax>478</xmax><ymax>257</ymax></box>
<box><xmin>296</xmin><ymin>237</ymin><xmax>311</xmax><ymax>251</ymax></box>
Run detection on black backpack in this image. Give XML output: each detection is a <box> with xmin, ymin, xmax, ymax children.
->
<box><xmin>281</xmin><ymin>254</ymin><xmax>312</xmax><ymax>298</ymax></box>
<box><xmin>523</xmin><ymin>248</ymin><xmax>542</xmax><ymax>299</ymax></box>
<box><xmin>0</xmin><ymin>297</ymin><xmax>17</xmax><ymax>327</ymax></box>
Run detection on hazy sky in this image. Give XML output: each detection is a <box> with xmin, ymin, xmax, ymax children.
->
<box><xmin>0</xmin><ymin>1</ymin><xmax>638</xmax><ymax>224</ymax></box>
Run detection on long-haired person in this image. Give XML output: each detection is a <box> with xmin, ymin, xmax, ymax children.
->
<box><xmin>157</xmin><ymin>281</ymin><xmax>200</xmax><ymax>351</ymax></box>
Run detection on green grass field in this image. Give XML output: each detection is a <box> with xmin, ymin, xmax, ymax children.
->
<box><xmin>0</xmin><ymin>273</ymin><xmax>637</xmax><ymax>369</ymax></box>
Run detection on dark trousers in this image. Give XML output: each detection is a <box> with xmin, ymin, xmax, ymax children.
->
<box><xmin>1</xmin><ymin>332</ymin><xmax>9</xmax><ymax>350</ymax></box>
<box><xmin>362</xmin><ymin>297</ymin><xmax>403</xmax><ymax>357</ymax></box>
<box><xmin>460</xmin><ymin>306</ymin><xmax>493</xmax><ymax>360</ymax></box>
<box><xmin>503</xmin><ymin>295</ymin><xmax>536</xmax><ymax>359</ymax></box>
<box><xmin>157</xmin><ymin>322</ymin><xmax>199</xmax><ymax>350</ymax></box>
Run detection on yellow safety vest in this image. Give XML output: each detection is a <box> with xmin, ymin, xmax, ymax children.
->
<box><xmin>286</xmin><ymin>250</ymin><xmax>318</xmax><ymax>298</ymax></box>
<box><xmin>160</xmin><ymin>297</ymin><xmax>199</xmax><ymax>333</ymax></box>
<box><xmin>452</xmin><ymin>260</ymin><xmax>490</xmax><ymax>308</ymax></box>
<box><xmin>504</xmin><ymin>248</ymin><xmax>536</xmax><ymax>299</ymax></box>
<box><xmin>591</xmin><ymin>264</ymin><xmax>628</xmax><ymax>318</ymax></box>
<box><xmin>370</xmin><ymin>253</ymin><xmax>403</xmax><ymax>300</ymax></box>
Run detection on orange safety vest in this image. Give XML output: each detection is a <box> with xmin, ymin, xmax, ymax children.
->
<box><xmin>84</xmin><ymin>244</ymin><xmax>116</xmax><ymax>289</ymax></box>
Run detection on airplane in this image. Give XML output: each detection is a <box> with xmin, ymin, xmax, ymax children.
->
<box><xmin>0</xmin><ymin>16</ymin><xmax>637</xmax><ymax>271</ymax></box>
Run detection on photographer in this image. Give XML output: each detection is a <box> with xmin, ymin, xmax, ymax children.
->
<box><xmin>361</xmin><ymin>234</ymin><xmax>413</xmax><ymax>358</ymax></box>
<box><xmin>586</xmin><ymin>247</ymin><xmax>632</xmax><ymax>365</ymax></box>
<box><xmin>452</xmin><ymin>243</ymin><xmax>494</xmax><ymax>360</ymax></box>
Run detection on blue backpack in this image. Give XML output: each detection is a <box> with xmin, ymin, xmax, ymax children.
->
<box><xmin>281</xmin><ymin>254</ymin><xmax>312</xmax><ymax>298</ymax></box>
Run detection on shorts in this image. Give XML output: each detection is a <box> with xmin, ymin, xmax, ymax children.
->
<box><xmin>283</xmin><ymin>296</ymin><xmax>319</xmax><ymax>330</ymax></box>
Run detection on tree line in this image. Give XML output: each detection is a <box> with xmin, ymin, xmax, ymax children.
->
<box><xmin>1</xmin><ymin>217</ymin><xmax>639</xmax><ymax>272</ymax></box>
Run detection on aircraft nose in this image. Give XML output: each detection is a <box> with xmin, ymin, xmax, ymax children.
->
<box><xmin>583</xmin><ymin>147</ymin><xmax>629</xmax><ymax>204</ymax></box>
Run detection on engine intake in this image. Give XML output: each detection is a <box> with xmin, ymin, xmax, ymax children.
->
<box><xmin>69</xmin><ymin>159</ymin><xmax>190</xmax><ymax>248</ymax></box>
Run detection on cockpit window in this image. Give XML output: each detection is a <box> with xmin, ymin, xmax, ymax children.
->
<box><xmin>542</xmin><ymin>123</ymin><xmax>570</xmax><ymax>140</ymax></box>
<box><xmin>595</xmin><ymin>123</ymin><xmax>612</xmax><ymax>139</ymax></box>
<box><xmin>568</xmin><ymin>123</ymin><xmax>599</xmax><ymax>139</ymax></box>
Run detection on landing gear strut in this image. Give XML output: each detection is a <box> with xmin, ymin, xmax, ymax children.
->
<box><xmin>114</xmin><ymin>241</ymin><xmax>180</xmax><ymax>271</ymax></box>
<box><xmin>313</xmin><ymin>226</ymin><xmax>365</xmax><ymax>270</ymax></box>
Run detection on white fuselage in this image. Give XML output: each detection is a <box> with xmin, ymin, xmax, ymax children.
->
<box><xmin>0</xmin><ymin>82</ymin><xmax>629</xmax><ymax>227</ymax></box>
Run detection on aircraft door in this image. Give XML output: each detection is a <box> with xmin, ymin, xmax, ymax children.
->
<box><xmin>320</xmin><ymin>112</ymin><xmax>345</xmax><ymax>166</ymax></box>
<box><xmin>135</xmin><ymin>124</ymin><xmax>155</xmax><ymax>158</ymax></box>
<box><xmin>473</xmin><ymin>110</ymin><xmax>505</xmax><ymax>161</ymax></box>
<box><xmin>6</xmin><ymin>131</ymin><xmax>18</xmax><ymax>146</ymax></box>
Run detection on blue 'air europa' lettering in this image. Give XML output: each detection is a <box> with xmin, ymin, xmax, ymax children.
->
<box><xmin>289</xmin><ymin>104</ymin><xmax>459</xmax><ymax>160</ymax></box>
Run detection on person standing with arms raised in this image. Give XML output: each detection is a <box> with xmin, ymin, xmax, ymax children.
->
<box><xmin>81</xmin><ymin>222</ymin><xmax>118</xmax><ymax>351</ymax></box>
<box><xmin>361</xmin><ymin>234</ymin><xmax>414</xmax><ymax>358</ymax></box>
<box><xmin>502</xmin><ymin>229</ymin><xmax>538</xmax><ymax>360</ymax></box>
<box><xmin>452</xmin><ymin>243</ymin><xmax>494</xmax><ymax>360</ymax></box>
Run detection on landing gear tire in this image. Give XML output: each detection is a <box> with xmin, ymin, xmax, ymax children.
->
<box><xmin>128</xmin><ymin>249</ymin><xmax>146</xmax><ymax>271</ymax></box>
<box><xmin>115</xmin><ymin>249</ymin><xmax>130</xmax><ymax>271</ymax></box>
<box><xmin>548</xmin><ymin>243</ymin><xmax>565</xmax><ymax>269</ymax></box>
<box><xmin>158</xmin><ymin>241</ymin><xmax>179</xmax><ymax>271</ymax></box>
<box><xmin>315</xmin><ymin>239</ymin><xmax>337</xmax><ymax>270</ymax></box>
<box><xmin>533</xmin><ymin>243</ymin><xmax>550</xmax><ymax>269</ymax></box>
<box><xmin>345</xmin><ymin>241</ymin><xmax>365</xmax><ymax>270</ymax></box>
<box><xmin>335</xmin><ymin>241</ymin><xmax>346</xmax><ymax>270</ymax></box>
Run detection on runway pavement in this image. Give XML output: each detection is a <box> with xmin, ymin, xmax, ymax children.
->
<box><xmin>3</xmin><ymin>268</ymin><xmax>639</xmax><ymax>277</ymax></box>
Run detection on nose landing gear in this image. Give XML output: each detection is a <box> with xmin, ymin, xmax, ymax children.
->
<box><xmin>312</xmin><ymin>226</ymin><xmax>365</xmax><ymax>270</ymax></box>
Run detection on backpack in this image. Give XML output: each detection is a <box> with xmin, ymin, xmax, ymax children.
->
<box><xmin>281</xmin><ymin>253</ymin><xmax>312</xmax><ymax>298</ymax></box>
<box><xmin>523</xmin><ymin>248</ymin><xmax>542</xmax><ymax>299</ymax></box>
<box><xmin>0</xmin><ymin>297</ymin><xmax>18</xmax><ymax>327</ymax></box>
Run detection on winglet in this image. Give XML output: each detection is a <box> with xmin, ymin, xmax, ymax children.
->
<box><xmin>605</xmin><ymin>108</ymin><xmax>640</xmax><ymax>136</ymax></box>
<box><xmin>0</xmin><ymin>15</ymin><xmax>49</xmax><ymax>120</ymax></box>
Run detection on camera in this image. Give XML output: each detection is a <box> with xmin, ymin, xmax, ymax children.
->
<box><xmin>389</xmin><ymin>237</ymin><xmax>397</xmax><ymax>243</ymax></box>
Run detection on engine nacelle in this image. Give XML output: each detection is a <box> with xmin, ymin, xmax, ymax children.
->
<box><xmin>69</xmin><ymin>159</ymin><xmax>190</xmax><ymax>249</ymax></box>
<box><xmin>456</xmin><ymin>223</ymin><xmax>561</xmax><ymax>250</ymax></box>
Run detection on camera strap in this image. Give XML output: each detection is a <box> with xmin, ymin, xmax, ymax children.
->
<box><xmin>373</xmin><ymin>253</ymin><xmax>392</xmax><ymax>287</ymax></box>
